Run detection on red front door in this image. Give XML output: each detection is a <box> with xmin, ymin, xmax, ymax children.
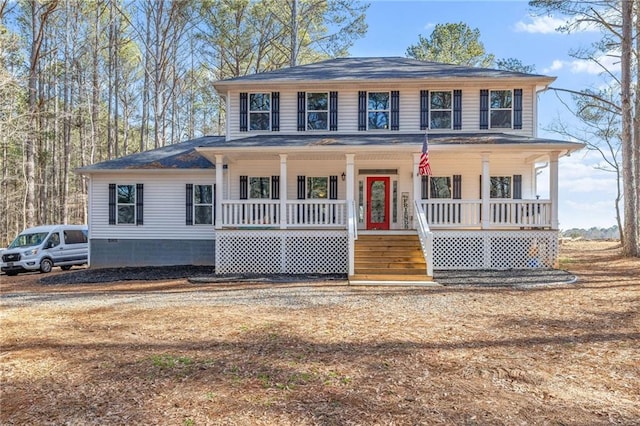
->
<box><xmin>366</xmin><ymin>176</ymin><xmax>390</xmax><ymax>230</ymax></box>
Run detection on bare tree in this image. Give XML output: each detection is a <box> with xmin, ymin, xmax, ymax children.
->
<box><xmin>530</xmin><ymin>0</ymin><xmax>639</xmax><ymax>256</ymax></box>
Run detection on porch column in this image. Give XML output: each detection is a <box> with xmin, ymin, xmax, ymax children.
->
<box><xmin>345</xmin><ymin>154</ymin><xmax>355</xmax><ymax>202</ymax></box>
<box><xmin>481</xmin><ymin>153</ymin><xmax>490</xmax><ymax>229</ymax></box>
<box><xmin>280</xmin><ymin>154</ymin><xmax>288</xmax><ymax>229</ymax></box>
<box><xmin>550</xmin><ymin>151</ymin><xmax>559</xmax><ymax>230</ymax></box>
<box><xmin>413</xmin><ymin>153</ymin><xmax>421</xmax><ymax>227</ymax></box>
<box><xmin>215</xmin><ymin>154</ymin><xmax>224</xmax><ymax>229</ymax></box>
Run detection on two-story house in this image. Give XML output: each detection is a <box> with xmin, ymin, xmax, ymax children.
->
<box><xmin>78</xmin><ymin>57</ymin><xmax>584</xmax><ymax>283</ymax></box>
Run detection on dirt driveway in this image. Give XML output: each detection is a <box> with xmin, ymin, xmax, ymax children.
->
<box><xmin>1</xmin><ymin>241</ymin><xmax>639</xmax><ymax>425</ymax></box>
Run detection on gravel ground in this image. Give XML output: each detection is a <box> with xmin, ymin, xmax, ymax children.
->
<box><xmin>1</xmin><ymin>266</ymin><xmax>576</xmax><ymax>310</ymax></box>
<box><xmin>36</xmin><ymin>265</ymin><xmax>576</xmax><ymax>288</ymax></box>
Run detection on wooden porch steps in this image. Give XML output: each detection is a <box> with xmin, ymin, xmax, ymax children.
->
<box><xmin>349</xmin><ymin>234</ymin><xmax>434</xmax><ymax>283</ymax></box>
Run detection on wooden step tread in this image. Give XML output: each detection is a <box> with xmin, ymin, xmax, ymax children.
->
<box><xmin>349</xmin><ymin>274</ymin><xmax>433</xmax><ymax>282</ymax></box>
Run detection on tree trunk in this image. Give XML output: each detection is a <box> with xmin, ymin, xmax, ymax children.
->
<box><xmin>620</xmin><ymin>0</ymin><xmax>638</xmax><ymax>256</ymax></box>
<box><xmin>634</xmin><ymin>0</ymin><xmax>640</xmax><ymax>255</ymax></box>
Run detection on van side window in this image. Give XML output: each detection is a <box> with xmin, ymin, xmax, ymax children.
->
<box><xmin>64</xmin><ymin>230</ymin><xmax>88</xmax><ymax>244</ymax></box>
<box><xmin>47</xmin><ymin>233</ymin><xmax>60</xmax><ymax>248</ymax></box>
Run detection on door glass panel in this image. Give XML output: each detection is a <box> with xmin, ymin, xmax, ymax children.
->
<box><xmin>370</xmin><ymin>181</ymin><xmax>386</xmax><ymax>224</ymax></box>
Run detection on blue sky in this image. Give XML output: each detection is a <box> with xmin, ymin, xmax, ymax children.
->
<box><xmin>349</xmin><ymin>0</ymin><xmax>618</xmax><ymax>230</ymax></box>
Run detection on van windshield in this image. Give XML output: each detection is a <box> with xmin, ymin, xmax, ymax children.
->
<box><xmin>8</xmin><ymin>232</ymin><xmax>49</xmax><ymax>249</ymax></box>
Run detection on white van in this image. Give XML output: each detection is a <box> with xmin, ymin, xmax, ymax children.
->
<box><xmin>1</xmin><ymin>225</ymin><xmax>88</xmax><ymax>276</ymax></box>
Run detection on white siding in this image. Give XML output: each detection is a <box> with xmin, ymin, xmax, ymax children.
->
<box><xmin>226</xmin><ymin>82</ymin><xmax>538</xmax><ymax>140</ymax></box>
<box><xmin>90</xmin><ymin>171</ymin><xmax>217</xmax><ymax>240</ymax></box>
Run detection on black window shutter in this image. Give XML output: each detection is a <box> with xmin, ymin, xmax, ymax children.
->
<box><xmin>186</xmin><ymin>184</ymin><xmax>193</xmax><ymax>225</ymax></box>
<box><xmin>108</xmin><ymin>183</ymin><xmax>116</xmax><ymax>225</ymax></box>
<box><xmin>420</xmin><ymin>90</ymin><xmax>429</xmax><ymax>130</ymax></box>
<box><xmin>240</xmin><ymin>176</ymin><xmax>248</xmax><ymax>200</ymax></box>
<box><xmin>239</xmin><ymin>92</ymin><xmax>248</xmax><ymax>132</ymax></box>
<box><xmin>329</xmin><ymin>175</ymin><xmax>338</xmax><ymax>200</ymax></box>
<box><xmin>329</xmin><ymin>91</ymin><xmax>338</xmax><ymax>131</ymax></box>
<box><xmin>513</xmin><ymin>175</ymin><xmax>522</xmax><ymax>199</ymax></box>
<box><xmin>136</xmin><ymin>183</ymin><xmax>144</xmax><ymax>225</ymax></box>
<box><xmin>271</xmin><ymin>176</ymin><xmax>280</xmax><ymax>200</ymax></box>
<box><xmin>358</xmin><ymin>91</ymin><xmax>367</xmax><ymax>131</ymax></box>
<box><xmin>479</xmin><ymin>175</ymin><xmax>483</xmax><ymax>199</ymax></box>
<box><xmin>297</xmin><ymin>176</ymin><xmax>306</xmax><ymax>199</ymax></box>
<box><xmin>480</xmin><ymin>89</ymin><xmax>489</xmax><ymax>130</ymax></box>
<box><xmin>421</xmin><ymin>176</ymin><xmax>429</xmax><ymax>199</ymax></box>
<box><xmin>453</xmin><ymin>175</ymin><xmax>462</xmax><ymax>199</ymax></box>
<box><xmin>453</xmin><ymin>90</ymin><xmax>462</xmax><ymax>130</ymax></box>
<box><xmin>271</xmin><ymin>92</ymin><xmax>280</xmax><ymax>131</ymax></box>
<box><xmin>390</xmin><ymin>90</ymin><xmax>400</xmax><ymax>131</ymax></box>
<box><xmin>513</xmin><ymin>89</ymin><xmax>523</xmax><ymax>129</ymax></box>
<box><xmin>297</xmin><ymin>92</ymin><xmax>306</xmax><ymax>131</ymax></box>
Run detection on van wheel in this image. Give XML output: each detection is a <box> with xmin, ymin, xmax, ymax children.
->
<box><xmin>40</xmin><ymin>258</ymin><xmax>54</xmax><ymax>273</ymax></box>
<box><xmin>60</xmin><ymin>265</ymin><xmax>72</xmax><ymax>271</ymax></box>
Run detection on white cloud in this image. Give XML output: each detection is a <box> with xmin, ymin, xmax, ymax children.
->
<box><xmin>515</xmin><ymin>14</ymin><xmax>602</xmax><ymax>35</ymax></box>
<box><xmin>543</xmin><ymin>59</ymin><xmax>565</xmax><ymax>73</ymax></box>
<box><xmin>542</xmin><ymin>55</ymin><xmax>620</xmax><ymax>75</ymax></box>
<box><xmin>423</xmin><ymin>22</ymin><xmax>436</xmax><ymax>31</ymax></box>
<box><xmin>515</xmin><ymin>15</ymin><xmax>566</xmax><ymax>34</ymax></box>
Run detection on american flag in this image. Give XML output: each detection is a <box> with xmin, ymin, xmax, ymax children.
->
<box><xmin>419</xmin><ymin>132</ymin><xmax>432</xmax><ymax>176</ymax></box>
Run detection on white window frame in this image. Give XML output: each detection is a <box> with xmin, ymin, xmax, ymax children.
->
<box><xmin>367</xmin><ymin>91</ymin><xmax>390</xmax><ymax>130</ymax></box>
<box><xmin>306</xmin><ymin>92</ymin><xmax>329</xmax><ymax>131</ymax></box>
<box><xmin>430</xmin><ymin>91</ymin><xmax>453</xmax><ymax>130</ymax></box>
<box><xmin>193</xmin><ymin>184</ymin><xmax>213</xmax><ymax>225</ymax></box>
<box><xmin>489</xmin><ymin>90</ymin><xmax>513</xmax><ymax>129</ymax></box>
<box><xmin>249</xmin><ymin>92</ymin><xmax>271</xmax><ymax>131</ymax></box>
<box><xmin>116</xmin><ymin>184</ymin><xmax>136</xmax><ymax>224</ymax></box>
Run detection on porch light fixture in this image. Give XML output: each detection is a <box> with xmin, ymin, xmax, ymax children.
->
<box><xmin>341</xmin><ymin>172</ymin><xmax>346</xmax><ymax>181</ymax></box>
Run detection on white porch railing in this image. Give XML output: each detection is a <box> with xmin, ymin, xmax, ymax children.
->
<box><xmin>221</xmin><ymin>200</ymin><xmax>281</xmax><ymax>227</ymax></box>
<box><xmin>414</xmin><ymin>201</ymin><xmax>434</xmax><ymax>277</ymax></box>
<box><xmin>422</xmin><ymin>200</ymin><xmax>482</xmax><ymax>227</ymax></box>
<box><xmin>420</xmin><ymin>199</ymin><xmax>551</xmax><ymax>228</ymax></box>
<box><xmin>221</xmin><ymin>200</ymin><xmax>347</xmax><ymax>228</ymax></box>
<box><xmin>285</xmin><ymin>200</ymin><xmax>347</xmax><ymax>227</ymax></box>
<box><xmin>489</xmin><ymin>200</ymin><xmax>552</xmax><ymax>227</ymax></box>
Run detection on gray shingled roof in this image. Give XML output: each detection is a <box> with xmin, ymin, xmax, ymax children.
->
<box><xmin>214</xmin><ymin>57</ymin><xmax>552</xmax><ymax>86</ymax></box>
<box><xmin>77</xmin><ymin>133</ymin><xmax>583</xmax><ymax>173</ymax></box>
<box><xmin>76</xmin><ymin>136</ymin><xmax>224</xmax><ymax>172</ymax></box>
<box><xmin>201</xmin><ymin>133</ymin><xmax>583</xmax><ymax>149</ymax></box>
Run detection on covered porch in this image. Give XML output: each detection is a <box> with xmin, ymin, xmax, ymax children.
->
<box><xmin>195</xmin><ymin>133</ymin><xmax>575</xmax><ymax>278</ymax></box>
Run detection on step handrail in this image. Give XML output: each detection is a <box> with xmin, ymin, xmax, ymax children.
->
<box><xmin>414</xmin><ymin>200</ymin><xmax>434</xmax><ymax>277</ymax></box>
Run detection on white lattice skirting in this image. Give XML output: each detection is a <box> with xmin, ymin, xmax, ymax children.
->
<box><xmin>216</xmin><ymin>230</ymin><xmax>348</xmax><ymax>274</ymax></box>
<box><xmin>432</xmin><ymin>230</ymin><xmax>559</xmax><ymax>270</ymax></box>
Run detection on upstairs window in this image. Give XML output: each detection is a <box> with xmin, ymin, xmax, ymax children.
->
<box><xmin>490</xmin><ymin>90</ymin><xmax>512</xmax><ymax>128</ymax></box>
<box><xmin>430</xmin><ymin>91</ymin><xmax>452</xmax><ymax>129</ymax></box>
<box><xmin>117</xmin><ymin>184</ymin><xmax>136</xmax><ymax>224</ymax></box>
<box><xmin>307</xmin><ymin>93</ymin><xmax>329</xmax><ymax>130</ymax></box>
<box><xmin>368</xmin><ymin>92</ymin><xmax>389</xmax><ymax>130</ymax></box>
<box><xmin>249</xmin><ymin>93</ymin><xmax>270</xmax><ymax>130</ymax></box>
